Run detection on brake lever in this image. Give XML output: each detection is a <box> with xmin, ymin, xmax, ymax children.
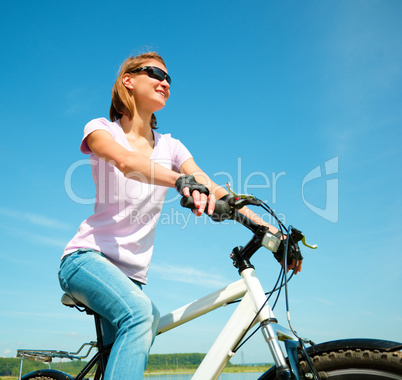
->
<box><xmin>301</xmin><ymin>236</ymin><xmax>318</xmax><ymax>249</ymax></box>
<box><xmin>290</xmin><ymin>226</ymin><xmax>318</xmax><ymax>249</ymax></box>
<box><xmin>226</xmin><ymin>183</ymin><xmax>262</xmax><ymax>209</ymax></box>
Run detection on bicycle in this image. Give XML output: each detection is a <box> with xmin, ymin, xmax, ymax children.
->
<box><xmin>17</xmin><ymin>187</ymin><xmax>402</xmax><ymax>379</ymax></box>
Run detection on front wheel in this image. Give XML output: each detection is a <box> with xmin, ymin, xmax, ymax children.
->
<box><xmin>260</xmin><ymin>348</ymin><xmax>402</xmax><ymax>379</ymax></box>
<box><xmin>21</xmin><ymin>369</ymin><xmax>74</xmax><ymax>380</ymax></box>
<box><xmin>303</xmin><ymin>348</ymin><xmax>402</xmax><ymax>379</ymax></box>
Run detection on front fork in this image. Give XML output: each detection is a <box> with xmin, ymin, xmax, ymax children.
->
<box><xmin>241</xmin><ymin>268</ymin><xmax>320</xmax><ymax>380</ymax></box>
<box><xmin>261</xmin><ymin>320</ymin><xmax>320</xmax><ymax>380</ymax></box>
<box><xmin>261</xmin><ymin>320</ymin><xmax>298</xmax><ymax>380</ymax></box>
<box><xmin>241</xmin><ymin>268</ymin><xmax>296</xmax><ymax>378</ymax></box>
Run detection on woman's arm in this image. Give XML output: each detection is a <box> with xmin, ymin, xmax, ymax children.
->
<box><xmin>180</xmin><ymin>158</ymin><xmax>278</xmax><ymax>233</ymax></box>
<box><xmin>86</xmin><ymin>130</ymin><xmax>181</xmax><ymax>187</ymax></box>
<box><xmin>180</xmin><ymin>158</ymin><xmax>302</xmax><ymax>273</ymax></box>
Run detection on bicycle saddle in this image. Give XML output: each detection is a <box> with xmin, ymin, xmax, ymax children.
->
<box><xmin>61</xmin><ymin>293</ymin><xmax>85</xmax><ymax>308</ymax></box>
<box><xmin>61</xmin><ymin>293</ymin><xmax>95</xmax><ymax>316</ymax></box>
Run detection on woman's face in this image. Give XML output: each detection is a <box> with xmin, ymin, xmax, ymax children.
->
<box><xmin>125</xmin><ymin>59</ymin><xmax>171</xmax><ymax>114</ymax></box>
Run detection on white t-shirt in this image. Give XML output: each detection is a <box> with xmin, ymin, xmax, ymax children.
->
<box><xmin>63</xmin><ymin>118</ymin><xmax>192</xmax><ymax>283</ymax></box>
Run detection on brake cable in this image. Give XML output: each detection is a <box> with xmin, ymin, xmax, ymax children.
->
<box><xmin>224</xmin><ymin>191</ymin><xmax>317</xmax><ymax>353</ymax></box>
<box><xmin>232</xmin><ymin>266</ymin><xmax>284</xmax><ymax>353</ymax></box>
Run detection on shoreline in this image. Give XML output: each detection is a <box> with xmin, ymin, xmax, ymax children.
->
<box><xmin>144</xmin><ymin>365</ymin><xmax>271</xmax><ymax>376</ymax></box>
<box><xmin>0</xmin><ymin>365</ymin><xmax>271</xmax><ymax>379</ymax></box>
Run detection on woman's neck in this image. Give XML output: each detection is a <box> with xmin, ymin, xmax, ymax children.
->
<box><xmin>120</xmin><ymin>113</ymin><xmax>153</xmax><ymax>141</ymax></box>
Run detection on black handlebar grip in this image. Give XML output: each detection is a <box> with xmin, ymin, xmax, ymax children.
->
<box><xmin>180</xmin><ymin>196</ymin><xmax>232</xmax><ymax>222</ymax></box>
<box><xmin>180</xmin><ymin>195</ymin><xmax>195</xmax><ymax>209</ymax></box>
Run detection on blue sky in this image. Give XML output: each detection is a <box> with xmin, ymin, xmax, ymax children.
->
<box><xmin>0</xmin><ymin>0</ymin><xmax>401</xmax><ymax>367</ymax></box>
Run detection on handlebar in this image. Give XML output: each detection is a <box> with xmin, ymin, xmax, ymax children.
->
<box><xmin>180</xmin><ymin>188</ymin><xmax>318</xmax><ymax>350</ymax></box>
<box><xmin>180</xmin><ymin>195</ymin><xmax>265</xmax><ymax>235</ymax></box>
<box><xmin>180</xmin><ymin>196</ymin><xmax>233</xmax><ymax>222</ymax></box>
<box><xmin>180</xmin><ymin>191</ymin><xmax>317</xmax><ymax>265</ymax></box>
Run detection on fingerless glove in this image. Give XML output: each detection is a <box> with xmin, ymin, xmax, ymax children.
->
<box><xmin>175</xmin><ymin>175</ymin><xmax>210</xmax><ymax>196</ymax></box>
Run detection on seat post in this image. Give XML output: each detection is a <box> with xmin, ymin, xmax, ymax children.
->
<box><xmin>61</xmin><ymin>293</ymin><xmax>110</xmax><ymax>376</ymax></box>
<box><xmin>93</xmin><ymin>313</ymin><xmax>108</xmax><ymax>375</ymax></box>
<box><xmin>94</xmin><ymin>313</ymin><xmax>105</xmax><ymax>351</ymax></box>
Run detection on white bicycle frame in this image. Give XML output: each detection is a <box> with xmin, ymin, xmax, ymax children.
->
<box><xmin>157</xmin><ymin>266</ymin><xmax>297</xmax><ymax>380</ymax></box>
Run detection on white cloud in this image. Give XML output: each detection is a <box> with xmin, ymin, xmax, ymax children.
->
<box><xmin>315</xmin><ymin>297</ymin><xmax>333</xmax><ymax>306</ymax></box>
<box><xmin>151</xmin><ymin>262</ymin><xmax>229</xmax><ymax>288</ymax></box>
<box><xmin>0</xmin><ymin>207</ymin><xmax>71</xmax><ymax>230</ymax></box>
<box><xmin>0</xmin><ymin>207</ymin><xmax>70</xmax><ymax>248</ymax></box>
<box><xmin>1</xmin><ymin>310</ymin><xmax>87</xmax><ymax>321</ymax></box>
<box><xmin>0</xmin><ymin>224</ymin><xmax>67</xmax><ymax>248</ymax></box>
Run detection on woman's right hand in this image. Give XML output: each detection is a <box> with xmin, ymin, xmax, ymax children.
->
<box><xmin>175</xmin><ymin>175</ymin><xmax>215</xmax><ymax>216</ymax></box>
<box><xmin>282</xmin><ymin>257</ymin><xmax>303</xmax><ymax>274</ymax></box>
<box><xmin>273</xmin><ymin>232</ymin><xmax>303</xmax><ymax>274</ymax></box>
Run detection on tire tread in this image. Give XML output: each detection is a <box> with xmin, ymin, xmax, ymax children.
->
<box><xmin>300</xmin><ymin>348</ymin><xmax>402</xmax><ymax>377</ymax></box>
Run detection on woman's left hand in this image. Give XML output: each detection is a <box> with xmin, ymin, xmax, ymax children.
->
<box><xmin>182</xmin><ymin>187</ymin><xmax>216</xmax><ymax>216</ymax></box>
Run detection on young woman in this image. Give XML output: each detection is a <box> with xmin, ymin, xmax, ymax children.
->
<box><xmin>59</xmin><ymin>52</ymin><xmax>301</xmax><ymax>379</ymax></box>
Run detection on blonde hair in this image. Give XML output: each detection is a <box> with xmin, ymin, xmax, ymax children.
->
<box><xmin>109</xmin><ymin>52</ymin><xmax>167</xmax><ymax>129</ymax></box>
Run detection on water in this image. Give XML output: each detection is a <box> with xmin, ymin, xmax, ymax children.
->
<box><xmin>146</xmin><ymin>373</ymin><xmax>263</xmax><ymax>379</ymax></box>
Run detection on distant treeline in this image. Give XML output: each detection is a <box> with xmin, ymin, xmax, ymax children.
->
<box><xmin>0</xmin><ymin>353</ymin><xmax>248</xmax><ymax>377</ymax></box>
<box><xmin>0</xmin><ymin>357</ymin><xmax>85</xmax><ymax>377</ymax></box>
<box><xmin>147</xmin><ymin>353</ymin><xmax>207</xmax><ymax>369</ymax></box>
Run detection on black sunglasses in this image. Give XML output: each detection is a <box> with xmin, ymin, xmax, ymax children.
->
<box><xmin>129</xmin><ymin>66</ymin><xmax>171</xmax><ymax>85</ymax></box>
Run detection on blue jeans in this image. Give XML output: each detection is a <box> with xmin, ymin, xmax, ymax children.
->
<box><xmin>58</xmin><ymin>249</ymin><xmax>160</xmax><ymax>379</ymax></box>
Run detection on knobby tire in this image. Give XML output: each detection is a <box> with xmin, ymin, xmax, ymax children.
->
<box><xmin>24</xmin><ymin>377</ymin><xmax>68</xmax><ymax>380</ymax></box>
<box><xmin>261</xmin><ymin>348</ymin><xmax>402</xmax><ymax>379</ymax></box>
